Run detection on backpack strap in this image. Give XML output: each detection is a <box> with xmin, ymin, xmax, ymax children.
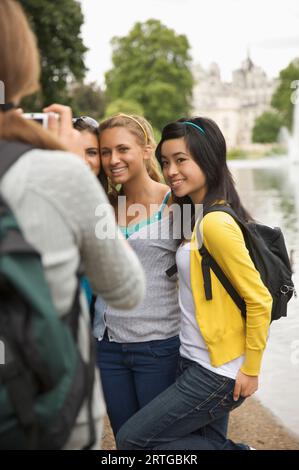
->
<box><xmin>199</xmin><ymin>245</ymin><xmax>246</xmax><ymax>316</ymax></box>
<box><xmin>0</xmin><ymin>140</ymin><xmax>38</xmax><ymax>264</ymax></box>
<box><xmin>0</xmin><ymin>140</ymin><xmax>34</xmax><ymax>179</ymax></box>
<box><xmin>165</xmin><ymin>204</ymin><xmax>247</xmax><ymax>315</ymax></box>
<box><xmin>165</xmin><ymin>263</ymin><xmax>178</xmax><ymax>278</ymax></box>
<box><xmin>0</xmin><ymin>139</ymin><xmax>34</xmax><ymax>212</ymax></box>
<box><xmin>200</xmin><ymin>204</ymin><xmax>247</xmax><ymax>316</ymax></box>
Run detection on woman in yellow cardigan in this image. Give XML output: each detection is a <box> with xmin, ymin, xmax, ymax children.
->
<box><xmin>116</xmin><ymin>117</ymin><xmax>272</xmax><ymax>450</ymax></box>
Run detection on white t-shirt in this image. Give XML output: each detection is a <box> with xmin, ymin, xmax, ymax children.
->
<box><xmin>176</xmin><ymin>242</ymin><xmax>244</xmax><ymax>380</ymax></box>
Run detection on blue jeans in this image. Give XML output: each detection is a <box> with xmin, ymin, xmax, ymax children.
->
<box><xmin>116</xmin><ymin>356</ymin><xmax>248</xmax><ymax>450</ymax></box>
<box><xmin>96</xmin><ymin>332</ymin><xmax>180</xmax><ymax>436</ymax></box>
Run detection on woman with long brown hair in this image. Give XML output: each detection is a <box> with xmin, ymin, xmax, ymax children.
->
<box><xmin>0</xmin><ymin>0</ymin><xmax>144</xmax><ymax>449</ymax></box>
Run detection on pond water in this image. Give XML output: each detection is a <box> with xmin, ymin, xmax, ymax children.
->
<box><xmin>229</xmin><ymin>156</ymin><xmax>299</xmax><ymax>437</ymax></box>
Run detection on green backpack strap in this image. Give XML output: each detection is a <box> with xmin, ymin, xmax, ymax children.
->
<box><xmin>0</xmin><ymin>139</ymin><xmax>34</xmax><ymax>214</ymax></box>
<box><xmin>0</xmin><ymin>139</ymin><xmax>33</xmax><ymax>178</ymax></box>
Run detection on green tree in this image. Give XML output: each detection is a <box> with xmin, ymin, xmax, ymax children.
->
<box><xmin>271</xmin><ymin>58</ymin><xmax>299</xmax><ymax>130</ymax></box>
<box><xmin>252</xmin><ymin>111</ymin><xmax>283</xmax><ymax>143</ymax></box>
<box><xmin>105</xmin><ymin>19</ymin><xmax>193</xmax><ymax>129</ymax></box>
<box><xmin>104</xmin><ymin>98</ymin><xmax>144</xmax><ymax>118</ymax></box>
<box><xmin>70</xmin><ymin>82</ymin><xmax>105</xmax><ymax>120</ymax></box>
<box><xmin>20</xmin><ymin>0</ymin><xmax>87</xmax><ymax>109</ymax></box>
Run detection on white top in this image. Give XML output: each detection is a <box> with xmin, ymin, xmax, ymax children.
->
<box><xmin>176</xmin><ymin>242</ymin><xmax>244</xmax><ymax>380</ymax></box>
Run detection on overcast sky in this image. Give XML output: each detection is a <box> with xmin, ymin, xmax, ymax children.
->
<box><xmin>79</xmin><ymin>0</ymin><xmax>299</xmax><ymax>87</ymax></box>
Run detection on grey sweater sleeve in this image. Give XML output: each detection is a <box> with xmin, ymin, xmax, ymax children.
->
<box><xmin>0</xmin><ymin>149</ymin><xmax>145</xmax><ymax>311</ymax></box>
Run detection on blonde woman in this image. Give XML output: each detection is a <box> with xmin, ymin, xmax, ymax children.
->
<box><xmin>94</xmin><ymin>114</ymin><xmax>181</xmax><ymax>436</ymax></box>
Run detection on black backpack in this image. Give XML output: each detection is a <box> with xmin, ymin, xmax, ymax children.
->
<box><xmin>198</xmin><ymin>204</ymin><xmax>296</xmax><ymax>322</ymax></box>
<box><xmin>0</xmin><ymin>140</ymin><xmax>96</xmax><ymax>449</ymax></box>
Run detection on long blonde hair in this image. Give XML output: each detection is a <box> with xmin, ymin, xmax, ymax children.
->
<box><xmin>0</xmin><ymin>0</ymin><xmax>64</xmax><ymax>150</ymax></box>
<box><xmin>99</xmin><ymin>114</ymin><xmax>161</xmax><ymax>205</ymax></box>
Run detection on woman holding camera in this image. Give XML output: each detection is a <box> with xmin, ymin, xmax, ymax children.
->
<box><xmin>0</xmin><ymin>0</ymin><xmax>145</xmax><ymax>449</ymax></box>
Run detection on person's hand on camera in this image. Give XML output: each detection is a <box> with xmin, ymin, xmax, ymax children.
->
<box><xmin>43</xmin><ymin>104</ymin><xmax>85</xmax><ymax>160</ymax></box>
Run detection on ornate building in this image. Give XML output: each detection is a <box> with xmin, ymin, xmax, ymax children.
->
<box><xmin>192</xmin><ymin>55</ymin><xmax>277</xmax><ymax>148</ymax></box>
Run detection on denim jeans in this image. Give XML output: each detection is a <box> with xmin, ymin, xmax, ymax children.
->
<box><xmin>116</xmin><ymin>356</ymin><xmax>249</xmax><ymax>450</ymax></box>
<box><xmin>96</xmin><ymin>332</ymin><xmax>180</xmax><ymax>436</ymax></box>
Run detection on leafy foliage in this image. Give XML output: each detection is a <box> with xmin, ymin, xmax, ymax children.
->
<box><xmin>271</xmin><ymin>58</ymin><xmax>299</xmax><ymax>130</ymax></box>
<box><xmin>70</xmin><ymin>82</ymin><xmax>105</xmax><ymax>120</ymax></box>
<box><xmin>252</xmin><ymin>111</ymin><xmax>284</xmax><ymax>143</ymax></box>
<box><xmin>105</xmin><ymin>19</ymin><xmax>193</xmax><ymax>129</ymax></box>
<box><xmin>20</xmin><ymin>0</ymin><xmax>87</xmax><ymax>110</ymax></box>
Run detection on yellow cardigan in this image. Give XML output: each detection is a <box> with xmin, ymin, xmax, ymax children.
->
<box><xmin>190</xmin><ymin>211</ymin><xmax>272</xmax><ymax>376</ymax></box>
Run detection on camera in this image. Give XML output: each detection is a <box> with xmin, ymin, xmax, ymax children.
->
<box><xmin>22</xmin><ymin>113</ymin><xmax>49</xmax><ymax>128</ymax></box>
<box><xmin>22</xmin><ymin>112</ymin><xmax>59</xmax><ymax>128</ymax></box>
